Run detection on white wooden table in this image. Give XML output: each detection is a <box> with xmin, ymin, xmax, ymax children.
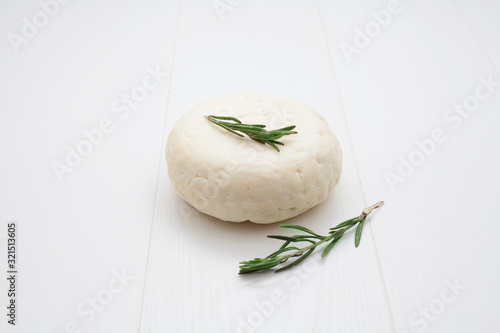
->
<box><xmin>1</xmin><ymin>1</ymin><xmax>499</xmax><ymax>332</ymax></box>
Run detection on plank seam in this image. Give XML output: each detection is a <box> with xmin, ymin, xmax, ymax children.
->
<box><xmin>137</xmin><ymin>1</ymin><xmax>184</xmax><ymax>332</ymax></box>
<box><xmin>0</xmin><ymin>44</ymin><xmax>31</xmax><ymax>109</ymax></box>
<box><xmin>452</xmin><ymin>0</ymin><xmax>500</xmax><ymax>77</ymax></box>
<box><xmin>315</xmin><ymin>1</ymin><xmax>397</xmax><ymax>332</ymax></box>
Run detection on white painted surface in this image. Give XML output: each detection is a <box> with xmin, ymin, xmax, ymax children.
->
<box><xmin>0</xmin><ymin>0</ymin><xmax>498</xmax><ymax>332</ymax></box>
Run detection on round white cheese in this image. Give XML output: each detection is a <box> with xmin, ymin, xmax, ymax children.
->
<box><xmin>166</xmin><ymin>93</ymin><xmax>342</xmax><ymax>224</ymax></box>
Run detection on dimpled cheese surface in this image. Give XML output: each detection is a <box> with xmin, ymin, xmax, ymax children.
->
<box><xmin>166</xmin><ymin>93</ymin><xmax>343</xmax><ymax>224</ymax></box>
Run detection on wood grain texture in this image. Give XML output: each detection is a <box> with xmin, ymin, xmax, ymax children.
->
<box><xmin>139</xmin><ymin>1</ymin><xmax>393</xmax><ymax>332</ymax></box>
<box><xmin>0</xmin><ymin>0</ymin><xmax>499</xmax><ymax>332</ymax></box>
<box><xmin>319</xmin><ymin>0</ymin><xmax>500</xmax><ymax>331</ymax></box>
<box><xmin>0</xmin><ymin>0</ymin><xmax>180</xmax><ymax>332</ymax></box>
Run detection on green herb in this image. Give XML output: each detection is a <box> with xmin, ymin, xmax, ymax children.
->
<box><xmin>205</xmin><ymin>115</ymin><xmax>297</xmax><ymax>152</ymax></box>
<box><xmin>239</xmin><ymin>201</ymin><xmax>384</xmax><ymax>274</ymax></box>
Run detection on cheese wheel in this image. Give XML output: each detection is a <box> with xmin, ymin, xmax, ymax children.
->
<box><xmin>166</xmin><ymin>93</ymin><xmax>342</xmax><ymax>224</ymax></box>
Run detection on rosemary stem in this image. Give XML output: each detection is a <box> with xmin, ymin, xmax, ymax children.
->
<box><xmin>361</xmin><ymin>201</ymin><xmax>384</xmax><ymax>218</ymax></box>
<box><xmin>238</xmin><ymin>201</ymin><xmax>385</xmax><ymax>274</ymax></box>
<box><xmin>283</xmin><ymin>235</ymin><xmax>335</xmax><ymax>260</ymax></box>
<box><xmin>205</xmin><ymin>115</ymin><xmax>297</xmax><ymax>152</ymax></box>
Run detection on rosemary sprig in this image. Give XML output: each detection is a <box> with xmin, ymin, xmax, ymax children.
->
<box><xmin>205</xmin><ymin>115</ymin><xmax>297</xmax><ymax>152</ymax></box>
<box><xmin>238</xmin><ymin>201</ymin><xmax>384</xmax><ymax>274</ymax></box>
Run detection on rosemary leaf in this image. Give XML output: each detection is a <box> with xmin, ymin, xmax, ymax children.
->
<box><xmin>354</xmin><ymin>218</ymin><xmax>366</xmax><ymax>247</ymax></box>
<box><xmin>280</xmin><ymin>224</ymin><xmax>323</xmax><ymax>238</ymax></box>
<box><xmin>279</xmin><ymin>240</ymin><xmax>291</xmax><ymax>250</ymax></box>
<box><xmin>267</xmin><ymin>235</ymin><xmax>299</xmax><ymax>242</ymax></box>
<box><xmin>321</xmin><ymin>236</ymin><xmax>343</xmax><ymax>257</ymax></box>
<box><xmin>329</xmin><ymin>217</ymin><xmax>359</xmax><ymax>231</ymax></box>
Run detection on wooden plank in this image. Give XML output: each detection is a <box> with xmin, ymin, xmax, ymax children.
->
<box><xmin>318</xmin><ymin>0</ymin><xmax>500</xmax><ymax>331</ymax></box>
<box><xmin>0</xmin><ymin>1</ymin><xmax>180</xmax><ymax>332</ymax></box>
<box><xmin>139</xmin><ymin>1</ymin><xmax>393</xmax><ymax>332</ymax></box>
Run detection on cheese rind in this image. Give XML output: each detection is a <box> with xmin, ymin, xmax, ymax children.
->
<box><xmin>166</xmin><ymin>93</ymin><xmax>342</xmax><ymax>224</ymax></box>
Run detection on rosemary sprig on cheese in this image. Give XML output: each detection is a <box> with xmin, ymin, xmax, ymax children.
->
<box><xmin>238</xmin><ymin>201</ymin><xmax>384</xmax><ymax>274</ymax></box>
<box><xmin>205</xmin><ymin>115</ymin><xmax>297</xmax><ymax>152</ymax></box>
